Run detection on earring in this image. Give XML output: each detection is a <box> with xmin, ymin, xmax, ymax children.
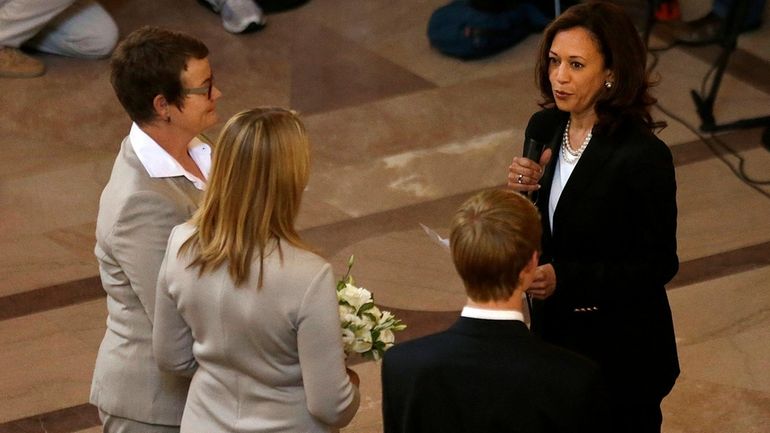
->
<box><xmin>604</xmin><ymin>81</ymin><xmax>613</xmax><ymax>89</ymax></box>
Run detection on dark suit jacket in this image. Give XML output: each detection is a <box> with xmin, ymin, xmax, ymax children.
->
<box><xmin>528</xmin><ymin>108</ymin><xmax>680</xmax><ymax>398</ymax></box>
<box><xmin>381</xmin><ymin>317</ymin><xmax>609</xmax><ymax>433</ymax></box>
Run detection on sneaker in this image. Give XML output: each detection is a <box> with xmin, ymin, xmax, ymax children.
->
<box><xmin>200</xmin><ymin>0</ymin><xmax>266</xmax><ymax>34</ymax></box>
<box><xmin>223</xmin><ymin>0</ymin><xmax>267</xmax><ymax>33</ymax></box>
<box><xmin>0</xmin><ymin>47</ymin><xmax>45</xmax><ymax>78</ymax></box>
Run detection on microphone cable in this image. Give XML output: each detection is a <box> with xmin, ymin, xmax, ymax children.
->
<box><xmin>645</xmin><ymin>47</ymin><xmax>770</xmax><ymax>200</ymax></box>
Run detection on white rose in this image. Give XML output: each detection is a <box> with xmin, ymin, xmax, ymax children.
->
<box><xmin>351</xmin><ymin>329</ymin><xmax>373</xmax><ymax>353</ymax></box>
<box><xmin>341</xmin><ymin>328</ymin><xmax>355</xmax><ymax>348</ymax></box>
<box><xmin>367</xmin><ymin>305</ymin><xmax>382</xmax><ymax>321</ymax></box>
<box><xmin>340</xmin><ymin>284</ymin><xmax>373</xmax><ymax>312</ymax></box>
<box><xmin>379</xmin><ymin>329</ymin><xmax>395</xmax><ymax>345</ymax></box>
<box><xmin>339</xmin><ymin>304</ymin><xmax>355</xmax><ymax>318</ymax></box>
<box><xmin>344</xmin><ymin>313</ymin><xmax>363</xmax><ymax>328</ymax></box>
<box><xmin>360</xmin><ymin>313</ymin><xmax>377</xmax><ymax>330</ymax></box>
<box><xmin>380</xmin><ymin>310</ymin><xmax>394</xmax><ymax>324</ymax></box>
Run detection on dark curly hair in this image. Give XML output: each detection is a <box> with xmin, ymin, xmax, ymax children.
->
<box><xmin>535</xmin><ymin>1</ymin><xmax>657</xmax><ymax>135</ymax></box>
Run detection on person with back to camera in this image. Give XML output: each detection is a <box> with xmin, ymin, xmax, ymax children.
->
<box><xmin>153</xmin><ymin>107</ymin><xmax>361</xmax><ymax>433</ymax></box>
<box><xmin>381</xmin><ymin>189</ymin><xmax>609</xmax><ymax>433</ymax></box>
<box><xmin>91</xmin><ymin>26</ymin><xmax>222</xmax><ymax>433</ymax></box>
<box><xmin>506</xmin><ymin>2</ymin><xmax>679</xmax><ymax>432</ymax></box>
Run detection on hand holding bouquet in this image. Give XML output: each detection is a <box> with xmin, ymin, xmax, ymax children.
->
<box><xmin>337</xmin><ymin>255</ymin><xmax>406</xmax><ymax>361</ymax></box>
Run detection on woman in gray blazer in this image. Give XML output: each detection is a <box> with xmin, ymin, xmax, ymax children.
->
<box><xmin>153</xmin><ymin>107</ymin><xmax>360</xmax><ymax>433</ymax></box>
<box><xmin>91</xmin><ymin>26</ymin><xmax>221</xmax><ymax>433</ymax></box>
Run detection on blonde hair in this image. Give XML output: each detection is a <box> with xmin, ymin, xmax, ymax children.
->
<box><xmin>180</xmin><ymin>107</ymin><xmax>311</xmax><ymax>287</ymax></box>
<box><xmin>450</xmin><ymin>189</ymin><xmax>541</xmax><ymax>302</ymax></box>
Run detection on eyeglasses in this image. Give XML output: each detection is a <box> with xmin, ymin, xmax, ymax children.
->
<box><xmin>183</xmin><ymin>76</ymin><xmax>214</xmax><ymax>99</ymax></box>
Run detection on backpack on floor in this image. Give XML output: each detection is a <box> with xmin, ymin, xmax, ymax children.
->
<box><xmin>427</xmin><ymin>0</ymin><xmax>550</xmax><ymax>60</ymax></box>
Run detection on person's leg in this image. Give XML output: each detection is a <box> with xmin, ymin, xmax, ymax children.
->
<box><xmin>713</xmin><ymin>0</ymin><xmax>765</xmax><ymax>29</ymax></box>
<box><xmin>99</xmin><ymin>409</ymin><xmax>181</xmax><ymax>433</ymax></box>
<box><xmin>0</xmin><ymin>0</ymin><xmax>73</xmax><ymax>77</ymax></box>
<box><xmin>665</xmin><ymin>0</ymin><xmax>766</xmax><ymax>44</ymax></box>
<box><xmin>24</xmin><ymin>0</ymin><xmax>118</xmax><ymax>59</ymax></box>
<box><xmin>0</xmin><ymin>0</ymin><xmax>74</xmax><ymax>48</ymax></box>
<box><xmin>198</xmin><ymin>0</ymin><xmax>266</xmax><ymax>33</ymax></box>
<box><xmin>257</xmin><ymin>0</ymin><xmax>311</xmax><ymax>13</ymax></box>
<box><xmin>609</xmin><ymin>393</ymin><xmax>664</xmax><ymax>433</ymax></box>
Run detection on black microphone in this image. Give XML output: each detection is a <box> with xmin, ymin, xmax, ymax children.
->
<box><xmin>522</xmin><ymin>110</ymin><xmax>558</xmax><ymax>162</ymax></box>
<box><xmin>520</xmin><ymin>110</ymin><xmax>562</xmax><ymax>200</ymax></box>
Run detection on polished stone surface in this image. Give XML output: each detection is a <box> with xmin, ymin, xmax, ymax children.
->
<box><xmin>1</xmin><ymin>0</ymin><xmax>769</xmax><ymax>431</ymax></box>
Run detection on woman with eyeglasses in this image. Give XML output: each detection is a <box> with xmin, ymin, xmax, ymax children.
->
<box><xmin>153</xmin><ymin>107</ymin><xmax>360</xmax><ymax>433</ymax></box>
<box><xmin>91</xmin><ymin>26</ymin><xmax>222</xmax><ymax>433</ymax></box>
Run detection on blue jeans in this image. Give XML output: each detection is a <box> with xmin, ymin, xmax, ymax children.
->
<box><xmin>713</xmin><ymin>0</ymin><xmax>766</xmax><ymax>29</ymax></box>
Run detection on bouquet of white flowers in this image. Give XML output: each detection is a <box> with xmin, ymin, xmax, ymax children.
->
<box><xmin>337</xmin><ymin>255</ymin><xmax>406</xmax><ymax>361</ymax></box>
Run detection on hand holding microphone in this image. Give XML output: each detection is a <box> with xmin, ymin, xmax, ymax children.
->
<box><xmin>507</xmin><ymin>151</ymin><xmax>552</xmax><ymax>193</ymax></box>
<box><xmin>507</xmin><ymin>111</ymin><xmax>558</xmax><ymax>194</ymax></box>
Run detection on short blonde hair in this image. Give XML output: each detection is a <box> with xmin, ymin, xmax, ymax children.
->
<box><xmin>181</xmin><ymin>107</ymin><xmax>311</xmax><ymax>287</ymax></box>
<box><xmin>450</xmin><ymin>189</ymin><xmax>541</xmax><ymax>302</ymax></box>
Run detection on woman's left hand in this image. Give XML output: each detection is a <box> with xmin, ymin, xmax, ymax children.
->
<box><xmin>507</xmin><ymin>149</ymin><xmax>552</xmax><ymax>193</ymax></box>
<box><xmin>527</xmin><ymin>264</ymin><xmax>556</xmax><ymax>300</ymax></box>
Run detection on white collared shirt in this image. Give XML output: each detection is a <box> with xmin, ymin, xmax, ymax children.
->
<box><xmin>130</xmin><ymin>123</ymin><xmax>211</xmax><ymax>190</ymax></box>
<box><xmin>548</xmin><ymin>152</ymin><xmax>580</xmax><ymax>233</ymax></box>
<box><xmin>461</xmin><ymin>306</ymin><xmax>524</xmax><ymax>322</ymax></box>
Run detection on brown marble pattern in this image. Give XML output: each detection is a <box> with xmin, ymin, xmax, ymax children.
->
<box><xmin>1</xmin><ymin>0</ymin><xmax>770</xmax><ymax>432</ymax></box>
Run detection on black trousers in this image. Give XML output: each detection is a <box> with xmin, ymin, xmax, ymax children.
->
<box><xmin>608</xmin><ymin>384</ymin><xmax>666</xmax><ymax>433</ymax></box>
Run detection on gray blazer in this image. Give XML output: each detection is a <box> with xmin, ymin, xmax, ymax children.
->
<box><xmin>153</xmin><ymin>223</ymin><xmax>360</xmax><ymax>433</ymax></box>
<box><xmin>90</xmin><ymin>136</ymin><xmax>201</xmax><ymax>425</ymax></box>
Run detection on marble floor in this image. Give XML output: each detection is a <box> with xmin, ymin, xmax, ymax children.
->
<box><xmin>1</xmin><ymin>0</ymin><xmax>769</xmax><ymax>432</ymax></box>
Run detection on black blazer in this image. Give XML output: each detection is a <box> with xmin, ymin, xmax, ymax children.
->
<box><xmin>529</xmin><ymin>109</ymin><xmax>680</xmax><ymax>397</ymax></box>
<box><xmin>381</xmin><ymin>317</ymin><xmax>609</xmax><ymax>433</ymax></box>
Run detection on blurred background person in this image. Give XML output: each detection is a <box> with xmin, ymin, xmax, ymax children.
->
<box><xmin>91</xmin><ymin>26</ymin><xmax>221</xmax><ymax>433</ymax></box>
<box><xmin>153</xmin><ymin>107</ymin><xmax>360</xmax><ymax>433</ymax></box>
<box><xmin>196</xmin><ymin>0</ymin><xmax>312</xmax><ymax>33</ymax></box>
<box><xmin>664</xmin><ymin>0</ymin><xmax>766</xmax><ymax>44</ymax></box>
<box><xmin>507</xmin><ymin>2</ymin><xmax>679</xmax><ymax>432</ymax></box>
<box><xmin>197</xmin><ymin>0</ymin><xmax>266</xmax><ymax>33</ymax></box>
<box><xmin>0</xmin><ymin>0</ymin><xmax>117</xmax><ymax>78</ymax></box>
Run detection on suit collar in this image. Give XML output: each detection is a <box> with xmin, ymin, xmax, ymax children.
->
<box><xmin>536</xmin><ymin>111</ymin><xmax>567</xmax><ymax>239</ymax></box>
<box><xmin>539</xmin><ymin>115</ymin><xmax>616</xmax><ymax>237</ymax></box>
<box><xmin>128</xmin><ymin>123</ymin><xmax>210</xmax><ymax>190</ymax></box>
<box><xmin>552</xmin><ymin>130</ymin><xmax>614</xmax><ymax>225</ymax></box>
<box><xmin>449</xmin><ymin>317</ymin><xmax>531</xmax><ymax>339</ymax></box>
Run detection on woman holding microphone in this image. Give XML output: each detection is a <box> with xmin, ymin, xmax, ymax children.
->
<box><xmin>507</xmin><ymin>3</ymin><xmax>679</xmax><ymax>432</ymax></box>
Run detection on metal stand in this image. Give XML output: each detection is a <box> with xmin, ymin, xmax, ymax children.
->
<box><xmin>688</xmin><ymin>0</ymin><xmax>770</xmax><ymax>133</ymax></box>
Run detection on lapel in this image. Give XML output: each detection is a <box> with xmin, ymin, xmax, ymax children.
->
<box><xmin>123</xmin><ymin>136</ymin><xmax>203</xmax><ymax>211</ymax></box>
<box><xmin>550</xmin><ymin>130</ymin><xmax>615</xmax><ymax>234</ymax></box>
<box><xmin>535</xmin><ymin>114</ymin><xmax>567</xmax><ymax>242</ymax></box>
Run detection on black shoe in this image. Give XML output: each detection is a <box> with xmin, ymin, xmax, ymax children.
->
<box><xmin>668</xmin><ymin>12</ymin><xmax>724</xmax><ymax>45</ymax></box>
<box><xmin>258</xmin><ymin>0</ymin><xmax>311</xmax><ymax>14</ymax></box>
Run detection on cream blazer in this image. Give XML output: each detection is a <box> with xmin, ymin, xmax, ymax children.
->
<box><xmin>90</xmin><ymin>136</ymin><xmax>201</xmax><ymax>424</ymax></box>
<box><xmin>153</xmin><ymin>223</ymin><xmax>360</xmax><ymax>433</ymax></box>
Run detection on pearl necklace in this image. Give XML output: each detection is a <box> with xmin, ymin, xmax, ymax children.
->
<box><xmin>561</xmin><ymin>119</ymin><xmax>592</xmax><ymax>164</ymax></box>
